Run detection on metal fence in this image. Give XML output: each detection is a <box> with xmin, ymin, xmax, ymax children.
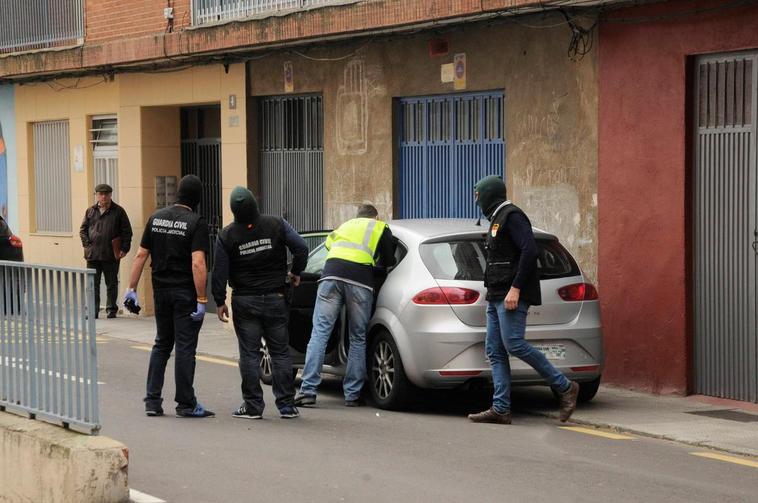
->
<box><xmin>0</xmin><ymin>261</ymin><xmax>100</xmax><ymax>434</ymax></box>
<box><xmin>0</xmin><ymin>0</ymin><xmax>84</xmax><ymax>54</ymax></box>
<box><xmin>193</xmin><ymin>0</ymin><xmax>353</xmax><ymax>25</ymax></box>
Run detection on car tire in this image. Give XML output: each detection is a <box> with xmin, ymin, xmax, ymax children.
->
<box><xmin>367</xmin><ymin>330</ymin><xmax>413</xmax><ymax>410</ymax></box>
<box><xmin>260</xmin><ymin>338</ymin><xmax>273</xmax><ymax>386</ymax></box>
<box><xmin>578</xmin><ymin>376</ymin><xmax>601</xmax><ymax>403</ymax></box>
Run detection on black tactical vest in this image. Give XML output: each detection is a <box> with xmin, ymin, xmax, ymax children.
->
<box><xmin>484</xmin><ymin>203</ymin><xmax>542</xmax><ymax>305</ymax></box>
<box><xmin>217</xmin><ymin>215</ymin><xmax>288</xmax><ymax>295</ymax></box>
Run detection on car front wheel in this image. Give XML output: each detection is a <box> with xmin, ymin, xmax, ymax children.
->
<box><xmin>367</xmin><ymin>330</ymin><xmax>412</xmax><ymax>410</ymax></box>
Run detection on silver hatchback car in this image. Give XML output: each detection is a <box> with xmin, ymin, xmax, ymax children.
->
<box><xmin>262</xmin><ymin>219</ymin><xmax>603</xmax><ymax>410</ymax></box>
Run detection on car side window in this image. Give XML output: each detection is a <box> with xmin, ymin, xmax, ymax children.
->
<box><xmin>304</xmin><ymin>244</ymin><xmax>328</xmax><ymax>274</ymax></box>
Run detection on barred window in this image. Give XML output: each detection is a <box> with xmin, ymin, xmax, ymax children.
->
<box><xmin>33</xmin><ymin>120</ymin><xmax>71</xmax><ymax>233</ymax></box>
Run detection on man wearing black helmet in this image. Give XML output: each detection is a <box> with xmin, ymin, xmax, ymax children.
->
<box><xmin>79</xmin><ymin>183</ymin><xmax>132</xmax><ymax>319</ymax></box>
<box><xmin>124</xmin><ymin>174</ymin><xmax>215</xmax><ymax>418</ymax></box>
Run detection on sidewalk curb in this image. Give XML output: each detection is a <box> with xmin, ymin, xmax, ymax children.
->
<box><xmin>525</xmin><ymin>408</ymin><xmax>758</xmax><ymax>460</ymax></box>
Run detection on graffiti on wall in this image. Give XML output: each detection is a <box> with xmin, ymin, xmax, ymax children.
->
<box><xmin>336</xmin><ymin>57</ymin><xmax>387</xmax><ymax>155</ymax></box>
<box><xmin>0</xmin><ymin>118</ymin><xmax>7</xmax><ymax>220</ymax></box>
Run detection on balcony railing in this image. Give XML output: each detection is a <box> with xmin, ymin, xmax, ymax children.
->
<box><xmin>0</xmin><ymin>0</ymin><xmax>84</xmax><ymax>54</ymax></box>
<box><xmin>193</xmin><ymin>0</ymin><xmax>353</xmax><ymax>26</ymax></box>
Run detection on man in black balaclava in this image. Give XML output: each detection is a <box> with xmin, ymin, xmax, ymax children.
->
<box><xmin>468</xmin><ymin>175</ymin><xmax>579</xmax><ymax>425</ymax></box>
<box><xmin>212</xmin><ymin>186</ymin><xmax>308</xmax><ymax>420</ymax></box>
<box><xmin>124</xmin><ymin>174</ymin><xmax>215</xmax><ymax>418</ymax></box>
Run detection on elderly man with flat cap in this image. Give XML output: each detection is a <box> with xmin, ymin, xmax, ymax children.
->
<box><xmin>79</xmin><ymin>183</ymin><xmax>132</xmax><ymax>319</ymax></box>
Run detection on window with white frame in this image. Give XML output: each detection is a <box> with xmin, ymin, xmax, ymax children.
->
<box><xmin>90</xmin><ymin>116</ymin><xmax>118</xmax><ymax>201</ymax></box>
<box><xmin>33</xmin><ymin>120</ymin><xmax>72</xmax><ymax>233</ymax></box>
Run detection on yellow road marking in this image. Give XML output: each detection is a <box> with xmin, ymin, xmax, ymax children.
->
<box><xmin>691</xmin><ymin>452</ymin><xmax>758</xmax><ymax>469</ymax></box>
<box><xmin>130</xmin><ymin>345</ymin><xmax>237</xmax><ymax>367</ymax></box>
<box><xmin>560</xmin><ymin>426</ymin><xmax>635</xmax><ymax>440</ymax></box>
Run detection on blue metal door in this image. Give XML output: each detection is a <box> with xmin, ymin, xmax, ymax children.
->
<box><xmin>398</xmin><ymin>92</ymin><xmax>504</xmax><ymax>218</ymax></box>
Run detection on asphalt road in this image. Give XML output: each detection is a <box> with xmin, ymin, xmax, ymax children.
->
<box><xmin>97</xmin><ymin>336</ymin><xmax>757</xmax><ymax>503</ymax></box>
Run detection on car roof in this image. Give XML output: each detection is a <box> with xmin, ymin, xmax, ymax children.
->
<box><xmin>388</xmin><ymin>218</ymin><xmax>556</xmax><ymax>242</ymax></box>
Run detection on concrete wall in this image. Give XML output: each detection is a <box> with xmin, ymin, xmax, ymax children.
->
<box><xmin>248</xmin><ymin>17</ymin><xmax>599</xmax><ymax>280</ymax></box>
<box><xmin>0</xmin><ymin>412</ymin><xmax>129</xmax><ymax>503</ymax></box>
<box><xmin>598</xmin><ymin>0</ymin><xmax>758</xmax><ymax>393</ymax></box>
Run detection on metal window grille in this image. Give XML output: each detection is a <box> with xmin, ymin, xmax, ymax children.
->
<box><xmin>33</xmin><ymin>121</ymin><xmax>72</xmax><ymax>233</ymax></box>
<box><xmin>181</xmin><ymin>139</ymin><xmax>222</xmax><ymax>267</ymax></box>
<box><xmin>0</xmin><ymin>0</ymin><xmax>84</xmax><ymax>54</ymax></box>
<box><xmin>91</xmin><ymin>117</ymin><xmax>119</xmax><ymax>202</ymax></box>
<box><xmin>260</xmin><ymin>94</ymin><xmax>324</xmax><ymax>232</ymax></box>
<box><xmin>0</xmin><ymin>261</ymin><xmax>100</xmax><ymax>434</ymax></box>
<box><xmin>193</xmin><ymin>0</ymin><xmax>355</xmax><ymax>26</ymax></box>
<box><xmin>398</xmin><ymin>92</ymin><xmax>504</xmax><ymax>219</ymax></box>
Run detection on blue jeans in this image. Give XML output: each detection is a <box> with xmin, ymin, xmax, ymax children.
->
<box><xmin>486</xmin><ymin>299</ymin><xmax>570</xmax><ymax>414</ymax></box>
<box><xmin>299</xmin><ymin>280</ymin><xmax>373</xmax><ymax>401</ymax></box>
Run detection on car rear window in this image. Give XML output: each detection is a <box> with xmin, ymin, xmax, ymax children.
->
<box><xmin>420</xmin><ymin>238</ymin><xmax>579</xmax><ymax>280</ymax></box>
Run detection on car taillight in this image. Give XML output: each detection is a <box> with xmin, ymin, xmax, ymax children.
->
<box><xmin>412</xmin><ymin>287</ymin><xmax>480</xmax><ymax>305</ymax></box>
<box><xmin>557</xmin><ymin>283</ymin><xmax>598</xmax><ymax>302</ymax></box>
<box><xmin>9</xmin><ymin>235</ymin><xmax>22</xmax><ymax>248</ymax></box>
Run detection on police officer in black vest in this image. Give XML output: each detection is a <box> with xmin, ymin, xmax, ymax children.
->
<box><xmin>212</xmin><ymin>186</ymin><xmax>308</xmax><ymax>420</ymax></box>
<box><xmin>468</xmin><ymin>175</ymin><xmax>579</xmax><ymax>425</ymax></box>
<box><xmin>124</xmin><ymin>174</ymin><xmax>215</xmax><ymax>418</ymax></box>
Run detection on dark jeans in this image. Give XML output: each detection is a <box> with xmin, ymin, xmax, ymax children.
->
<box><xmin>145</xmin><ymin>288</ymin><xmax>202</xmax><ymax>411</ymax></box>
<box><xmin>87</xmin><ymin>260</ymin><xmax>119</xmax><ymax>315</ymax></box>
<box><xmin>232</xmin><ymin>293</ymin><xmax>295</xmax><ymax>414</ymax></box>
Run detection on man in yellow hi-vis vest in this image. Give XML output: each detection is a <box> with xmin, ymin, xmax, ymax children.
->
<box><xmin>295</xmin><ymin>204</ymin><xmax>396</xmax><ymax>407</ymax></box>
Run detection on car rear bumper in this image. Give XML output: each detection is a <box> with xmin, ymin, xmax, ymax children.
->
<box><xmin>397</xmin><ymin>310</ymin><xmax>603</xmax><ymax>389</ymax></box>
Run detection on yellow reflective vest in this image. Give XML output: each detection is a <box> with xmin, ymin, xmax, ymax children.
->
<box><xmin>325</xmin><ymin>218</ymin><xmax>387</xmax><ymax>266</ymax></box>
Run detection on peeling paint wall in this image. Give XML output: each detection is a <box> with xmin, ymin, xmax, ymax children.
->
<box><xmin>248</xmin><ymin>15</ymin><xmax>599</xmax><ymax>280</ymax></box>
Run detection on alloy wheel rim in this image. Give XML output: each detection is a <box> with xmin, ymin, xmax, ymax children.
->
<box><xmin>372</xmin><ymin>340</ymin><xmax>395</xmax><ymax>400</ymax></box>
<box><xmin>260</xmin><ymin>341</ymin><xmax>272</xmax><ymax>377</ymax></box>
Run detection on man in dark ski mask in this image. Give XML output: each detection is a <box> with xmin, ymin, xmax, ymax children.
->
<box><xmin>212</xmin><ymin>186</ymin><xmax>308</xmax><ymax>420</ymax></box>
<box><xmin>124</xmin><ymin>174</ymin><xmax>215</xmax><ymax>418</ymax></box>
<box><xmin>468</xmin><ymin>175</ymin><xmax>579</xmax><ymax>425</ymax></box>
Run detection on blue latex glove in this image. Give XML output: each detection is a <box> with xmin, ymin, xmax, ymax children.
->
<box><xmin>190</xmin><ymin>302</ymin><xmax>206</xmax><ymax>322</ymax></box>
<box><xmin>123</xmin><ymin>289</ymin><xmax>141</xmax><ymax>315</ymax></box>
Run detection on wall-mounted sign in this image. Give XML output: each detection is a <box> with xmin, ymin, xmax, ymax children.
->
<box><xmin>229</xmin><ymin>115</ymin><xmax>240</xmax><ymax>127</ymax></box>
<box><xmin>441</xmin><ymin>63</ymin><xmax>454</xmax><ymax>83</ymax></box>
<box><xmin>453</xmin><ymin>53</ymin><xmax>467</xmax><ymax>90</ymax></box>
<box><xmin>228</xmin><ymin>94</ymin><xmax>237</xmax><ymax>110</ymax></box>
<box><xmin>284</xmin><ymin>61</ymin><xmax>294</xmax><ymax>93</ymax></box>
<box><xmin>73</xmin><ymin>144</ymin><xmax>84</xmax><ymax>172</ymax></box>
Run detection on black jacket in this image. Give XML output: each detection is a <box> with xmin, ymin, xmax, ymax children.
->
<box><xmin>79</xmin><ymin>202</ymin><xmax>133</xmax><ymax>261</ymax></box>
<box><xmin>484</xmin><ymin>203</ymin><xmax>541</xmax><ymax>305</ymax></box>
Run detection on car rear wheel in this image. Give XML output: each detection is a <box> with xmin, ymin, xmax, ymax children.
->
<box><xmin>578</xmin><ymin>376</ymin><xmax>601</xmax><ymax>403</ymax></box>
<box><xmin>367</xmin><ymin>330</ymin><xmax>412</xmax><ymax>410</ymax></box>
<box><xmin>260</xmin><ymin>339</ymin><xmax>273</xmax><ymax>385</ymax></box>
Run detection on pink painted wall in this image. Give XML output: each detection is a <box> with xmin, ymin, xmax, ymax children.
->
<box><xmin>598</xmin><ymin>0</ymin><xmax>758</xmax><ymax>393</ymax></box>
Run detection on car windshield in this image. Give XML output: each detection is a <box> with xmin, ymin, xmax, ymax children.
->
<box><xmin>420</xmin><ymin>237</ymin><xmax>578</xmax><ymax>280</ymax></box>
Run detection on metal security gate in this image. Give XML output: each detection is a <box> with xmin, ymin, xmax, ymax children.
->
<box><xmin>693</xmin><ymin>52</ymin><xmax>758</xmax><ymax>402</ymax></box>
<box><xmin>398</xmin><ymin>92</ymin><xmax>504</xmax><ymax>218</ymax></box>
<box><xmin>259</xmin><ymin>95</ymin><xmax>323</xmax><ymax>231</ymax></box>
<box><xmin>181</xmin><ymin>139</ymin><xmax>222</xmax><ymax>267</ymax></box>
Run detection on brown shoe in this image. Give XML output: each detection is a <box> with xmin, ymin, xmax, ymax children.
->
<box><xmin>467</xmin><ymin>407</ymin><xmax>512</xmax><ymax>424</ymax></box>
<box><xmin>558</xmin><ymin>381</ymin><xmax>580</xmax><ymax>422</ymax></box>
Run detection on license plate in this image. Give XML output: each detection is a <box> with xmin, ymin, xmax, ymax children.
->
<box><xmin>534</xmin><ymin>343</ymin><xmax>566</xmax><ymax>360</ymax></box>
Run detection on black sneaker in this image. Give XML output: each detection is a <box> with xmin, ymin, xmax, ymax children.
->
<box><xmin>344</xmin><ymin>398</ymin><xmax>365</xmax><ymax>407</ymax></box>
<box><xmin>107</xmin><ymin>311</ymin><xmax>117</xmax><ymax>319</ymax></box>
<box><xmin>176</xmin><ymin>403</ymin><xmax>215</xmax><ymax>418</ymax></box>
<box><xmin>145</xmin><ymin>407</ymin><xmax>164</xmax><ymax>417</ymax></box>
<box><xmin>232</xmin><ymin>404</ymin><xmax>262</xmax><ymax>420</ymax></box>
<box><xmin>279</xmin><ymin>406</ymin><xmax>300</xmax><ymax>419</ymax></box>
<box><xmin>294</xmin><ymin>393</ymin><xmax>316</xmax><ymax>407</ymax></box>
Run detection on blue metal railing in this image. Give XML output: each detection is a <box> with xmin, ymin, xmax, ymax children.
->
<box><xmin>193</xmin><ymin>0</ymin><xmax>354</xmax><ymax>26</ymax></box>
<box><xmin>0</xmin><ymin>261</ymin><xmax>100</xmax><ymax>435</ymax></box>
